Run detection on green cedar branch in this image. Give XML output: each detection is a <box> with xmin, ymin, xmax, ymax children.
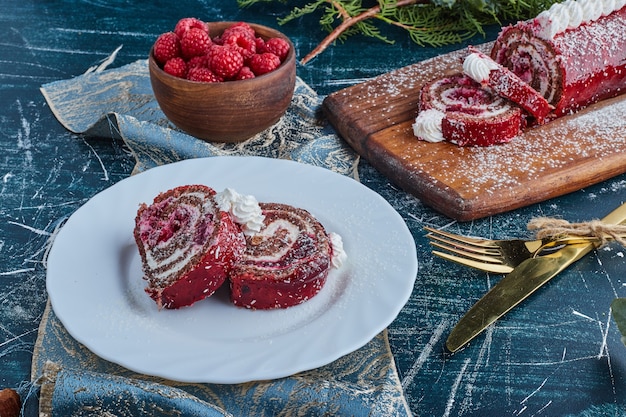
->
<box><xmin>237</xmin><ymin>0</ymin><xmax>563</xmax><ymax>64</ymax></box>
<box><xmin>300</xmin><ymin>0</ymin><xmax>424</xmax><ymax>64</ymax></box>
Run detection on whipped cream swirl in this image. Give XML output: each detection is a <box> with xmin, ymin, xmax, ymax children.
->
<box><xmin>412</xmin><ymin>109</ymin><xmax>445</xmax><ymax>143</ymax></box>
<box><xmin>329</xmin><ymin>232</ymin><xmax>348</xmax><ymax>269</ymax></box>
<box><xmin>535</xmin><ymin>0</ymin><xmax>626</xmax><ymax>39</ymax></box>
<box><xmin>463</xmin><ymin>52</ymin><xmax>498</xmax><ymax>83</ymax></box>
<box><xmin>215</xmin><ymin>188</ymin><xmax>265</xmax><ymax>236</ymax></box>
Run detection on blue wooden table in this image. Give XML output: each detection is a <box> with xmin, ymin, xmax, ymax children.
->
<box><xmin>2</xmin><ymin>1</ymin><xmax>626</xmax><ymax>415</ymax></box>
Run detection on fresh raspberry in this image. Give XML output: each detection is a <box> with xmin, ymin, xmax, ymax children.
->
<box><xmin>206</xmin><ymin>44</ymin><xmax>220</xmax><ymax>61</ymax></box>
<box><xmin>180</xmin><ymin>27</ymin><xmax>212</xmax><ymax>59</ymax></box>
<box><xmin>265</xmin><ymin>37</ymin><xmax>290</xmax><ymax>62</ymax></box>
<box><xmin>222</xmin><ymin>30</ymin><xmax>256</xmax><ymax>60</ymax></box>
<box><xmin>223</xmin><ymin>22</ymin><xmax>256</xmax><ymax>39</ymax></box>
<box><xmin>209</xmin><ymin>45</ymin><xmax>244</xmax><ymax>79</ymax></box>
<box><xmin>174</xmin><ymin>17</ymin><xmax>209</xmax><ymax>39</ymax></box>
<box><xmin>248</xmin><ymin>52</ymin><xmax>281</xmax><ymax>76</ymax></box>
<box><xmin>187</xmin><ymin>66</ymin><xmax>222</xmax><ymax>83</ymax></box>
<box><xmin>187</xmin><ymin>54</ymin><xmax>209</xmax><ymax>69</ymax></box>
<box><xmin>254</xmin><ymin>37</ymin><xmax>267</xmax><ymax>54</ymax></box>
<box><xmin>235</xmin><ymin>66</ymin><xmax>255</xmax><ymax>80</ymax></box>
<box><xmin>163</xmin><ymin>57</ymin><xmax>187</xmax><ymax>78</ymax></box>
<box><xmin>153</xmin><ymin>32</ymin><xmax>181</xmax><ymax>65</ymax></box>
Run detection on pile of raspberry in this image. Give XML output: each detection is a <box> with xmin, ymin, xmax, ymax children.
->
<box><xmin>152</xmin><ymin>18</ymin><xmax>291</xmax><ymax>83</ymax></box>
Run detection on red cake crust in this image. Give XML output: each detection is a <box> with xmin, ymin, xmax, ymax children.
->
<box><xmin>419</xmin><ymin>73</ymin><xmax>524</xmax><ymax>146</ymax></box>
<box><xmin>491</xmin><ymin>5</ymin><xmax>626</xmax><ymax>117</ymax></box>
<box><xmin>228</xmin><ymin>203</ymin><xmax>332</xmax><ymax>310</ymax></box>
<box><xmin>134</xmin><ymin>184</ymin><xmax>245</xmax><ymax>309</ymax></box>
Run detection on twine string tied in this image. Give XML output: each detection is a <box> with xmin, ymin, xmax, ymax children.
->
<box><xmin>527</xmin><ymin>217</ymin><xmax>626</xmax><ymax>247</ymax></box>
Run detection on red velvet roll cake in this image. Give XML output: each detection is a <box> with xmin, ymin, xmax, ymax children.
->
<box><xmin>491</xmin><ymin>0</ymin><xmax>626</xmax><ymax>117</ymax></box>
<box><xmin>228</xmin><ymin>203</ymin><xmax>335</xmax><ymax>310</ymax></box>
<box><xmin>463</xmin><ymin>46</ymin><xmax>553</xmax><ymax>123</ymax></box>
<box><xmin>414</xmin><ymin>73</ymin><xmax>524</xmax><ymax>146</ymax></box>
<box><xmin>134</xmin><ymin>185</ymin><xmax>245</xmax><ymax>309</ymax></box>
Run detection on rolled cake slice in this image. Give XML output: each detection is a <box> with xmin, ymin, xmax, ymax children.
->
<box><xmin>491</xmin><ymin>1</ymin><xmax>626</xmax><ymax>117</ymax></box>
<box><xmin>229</xmin><ymin>203</ymin><xmax>333</xmax><ymax>310</ymax></box>
<box><xmin>415</xmin><ymin>73</ymin><xmax>523</xmax><ymax>146</ymax></box>
<box><xmin>134</xmin><ymin>185</ymin><xmax>245</xmax><ymax>309</ymax></box>
<box><xmin>463</xmin><ymin>46</ymin><xmax>553</xmax><ymax>123</ymax></box>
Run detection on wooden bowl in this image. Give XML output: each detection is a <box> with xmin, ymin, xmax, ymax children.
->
<box><xmin>149</xmin><ymin>22</ymin><xmax>296</xmax><ymax>143</ymax></box>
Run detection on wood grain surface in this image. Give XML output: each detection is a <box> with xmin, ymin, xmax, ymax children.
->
<box><xmin>323</xmin><ymin>43</ymin><xmax>626</xmax><ymax>221</ymax></box>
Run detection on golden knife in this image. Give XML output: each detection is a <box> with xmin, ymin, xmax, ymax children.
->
<box><xmin>446</xmin><ymin>201</ymin><xmax>626</xmax><ymax>353</ymax></box>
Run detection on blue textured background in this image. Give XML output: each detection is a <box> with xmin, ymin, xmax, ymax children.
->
<box><xmin>2</xmin><ymin>1</ymin><xmax>626</xmax><ymax>415</ymax></box>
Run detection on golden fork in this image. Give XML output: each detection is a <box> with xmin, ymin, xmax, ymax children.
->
<box><xmin>424</xmin><ymin>226</ymin><xmax>623</xmax><ymax>274</ymax></box>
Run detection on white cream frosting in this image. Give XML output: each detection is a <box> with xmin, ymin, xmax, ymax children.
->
<box><xmin>412</xmin><ymin>109</ymin><xmax>445</xmax><ymax>143</ymax></box>
<box><xmin>463</xmin><ymin>52</ymin><xmax>499</xmax><ymax>83</ymax></box>
<box><xmin>565</xmin><ymin>1</ymin><xmax>584</xmax><ymax>28</ymax></box>
<box><xmin>580</xmin><ymin>0</ymin><xmax>603</xmax><ymax>23</ymax></box>
<box><xmin>534</xmin><ymin>0</ymin><xmax>625</xmax><ymax>40</ymax></box>
<box><xmin>329</xmin><ymin>232</ymin><xmax>347</xmax><ymax>269</ymax></box>
<box><xmin>215</xmin><ymin>188</ymin><xmax>265</xmax><ymax>236</ymax></box>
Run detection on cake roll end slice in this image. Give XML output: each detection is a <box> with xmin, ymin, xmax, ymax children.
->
<box><xmin>229</xmin><ymin>203</ymin><xmax>334</xmax><ymax>310</ymax></box>
<box><xmin>134</xmin><ymin>184</ymin><xmax>246</xmax><ymax>309</ymax></box>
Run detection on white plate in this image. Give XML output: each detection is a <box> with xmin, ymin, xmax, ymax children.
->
<box><xmin>46</xmin><ymin>156</ymin><xmax>418</xmax><ymax>383</ymax></box>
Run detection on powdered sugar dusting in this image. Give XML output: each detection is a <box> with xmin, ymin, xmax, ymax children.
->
<box><xmin>403</xmin><ymin>97</ymin><xmax>626</xmax><ymax>195</ymax></box>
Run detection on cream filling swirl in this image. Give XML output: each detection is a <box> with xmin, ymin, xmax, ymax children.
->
<box><xmin>329</xmin><ymin>232</ymin><xmax>347</xmax><ymax>269</ymax></box>
<box><xmin>463</xmin><ymin>52</ymin><xmax>499</xmax><ymax>83</ymax></box>
<box><xmin>215</xmin><ymin>188</ymin><xmax>265</xmax><ymax>236</ymax></box>
<box><xmin>412</xmin><ymin>109</ymin><xmax>445</xmax><ymax>143</ymax></box>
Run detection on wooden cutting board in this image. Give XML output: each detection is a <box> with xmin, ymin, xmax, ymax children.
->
<box><xmin>322</xmin><ymin>43</ymin><xmax>626</xmax><ymax>221</ymax></box>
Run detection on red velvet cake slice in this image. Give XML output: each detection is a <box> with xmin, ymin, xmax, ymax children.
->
<box><xmin>134</xmin><ymin>185</ymin><xmax>245</xmax><ymax>309</ymax></box>
<box><xmin>491</xmin><ymin>1</ymin><xmax>626</xmax><ymax>117</ymax></box>
<box><xmin>228</xmin><ymin>203</ymin><xmax>333</xmax><ymax>310</ymax></box>
<box><xmin>463</xmin><ymin>46</ymin><xmax>554</xmax><ymax>123</ymax></box>
<box><xmin>415</xmin><ymin>73</ymin><xmax>524</xmax><ymax>146</ymax></box>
